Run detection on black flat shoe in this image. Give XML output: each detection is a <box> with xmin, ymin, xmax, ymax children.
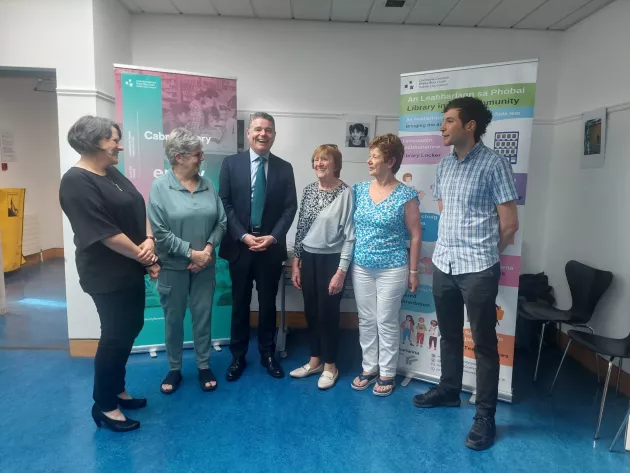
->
<box><xmin>91</xmin><ymin>404</ymin><xmax>140</xmax><ymax>432</ymax></box>
<box><xmin>261</xmin><ymin>355</ymin><xmax>284</xmax><ymax>378</ymax></box>
<box><xmin>226</xmin><ymin>357</ymin><xmax>247</xmax><ymax>381</ymax></box>
<box><xmin>117</xmin><ymin>397</ymin><xmax>147</xmax><ymax>410</ymax></box>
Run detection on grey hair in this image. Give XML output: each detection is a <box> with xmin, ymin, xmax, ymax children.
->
<box><xmin>67</xmin><ymin>115</ymin><xmax>121</xmax><ymax>155</ymax></box>
<box><xmin>248</xmin><ymin>112</ymin><xmax>275</xmax><ymax>130</ymax></box>
<box><xmin>165</xmin><ymin>128</ymin><xmax>202</xmax><ymax>165</ymax></box>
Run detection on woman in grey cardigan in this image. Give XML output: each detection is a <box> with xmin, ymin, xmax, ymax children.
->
<box><xmin>148</xmin><ymin>128</ymin><xmax>226</xmax><ymax>394</ymax></box>
<box><xmin>290</xmin><ymin>144</ymin><xmax>355</xmax><ymax>390</ymax></box>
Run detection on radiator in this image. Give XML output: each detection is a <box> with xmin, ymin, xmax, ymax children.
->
<box><xmin>22</xmin><ymin>213</ymin><xmax>40</xmax><ymax>256</ymax></box>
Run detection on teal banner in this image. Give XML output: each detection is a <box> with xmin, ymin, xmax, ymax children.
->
<box><xmin>115</xmin><ymin>67</ymin><xmax>238</xmax><ymax>349</ymax></box>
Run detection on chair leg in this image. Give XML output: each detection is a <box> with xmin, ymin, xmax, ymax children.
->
<box><xmin>534</xmin><ymin>322</ymin><xmax>547</xmax><ymax>382</ymax></box>
<box><xmin>616</xmin><ymin>358</ymin><xmax>623</xmax><ymax>397</ymax></box>
<box><xmin>582</xmin><ymin>325</ymin><xmax>600</xmax><ymax>383</ymax></box>
<box><xmin>549</xmin><ymin>339</ymin><xmax>571</xmax><ymax>396</ymax></box>
<box><xmin>609</xmin><ymin>401</ymin><xmax>630</xmax><ymax>452</ymax></box>
<box><xmin>595</xmin><ymin>358</ymin><xmax>614</xmax><ymax>440</ymax></box>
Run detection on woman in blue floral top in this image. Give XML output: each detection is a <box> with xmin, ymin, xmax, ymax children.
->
<box><xmin>351</xmin><ymin>133</ymin><xmax>422</xmax><ymax>397</ymax></box>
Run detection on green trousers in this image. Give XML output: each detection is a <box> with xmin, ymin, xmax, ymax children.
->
<box><xmin>157</xmin><ymin>267</ymin><xmax>216</xmax><ymax>370</ymax></box>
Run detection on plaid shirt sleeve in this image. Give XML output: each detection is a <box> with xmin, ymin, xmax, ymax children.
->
<box><xmin>490</xmin><ymin>157</ymin><xmax>519</xmax><ymax>205</ymax></box>
<box><xmin>432</xmin><ymin>161</ymin><xmax>443</xmax><ymax>200</ymax></box>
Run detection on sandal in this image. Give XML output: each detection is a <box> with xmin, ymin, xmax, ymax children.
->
<box><xmin>198</xmin><ymin>368</ymin><xmax>217</xmax><ymax>392</ymax></box>
<box><xmin>351</xmin><ymin>372</ymin><xmax>378</xmax><ymax>391</ymax></box>
<box><xmin>160</xmin><ymin>370</ymin><xmax>182</xmax><ymax>395</ymax></box>
<box><xmin>373</xmin><ymin>377</ymin><xmax>395</xmax><ymax>397</ymax></box>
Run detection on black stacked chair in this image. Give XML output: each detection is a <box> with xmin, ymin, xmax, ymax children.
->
<box><xmin>557</xmin><ymin>329</ymin><xmax>629</xmax><ymax>439</ymax></box>
<box><xmin>518</xmin><ymin>260</ymin><xmax>613</xmax><ymax>384</ymax></box>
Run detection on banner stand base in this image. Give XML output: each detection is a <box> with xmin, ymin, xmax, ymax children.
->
<box><xmin>397</xmin><ymin>368</ymin><xmax>513</xmax><ymax>404</ymax></box>
<box><xmin>131</xmin><ymin>338</ymin><xmax>231</xmax><ymax>356</ymax></box>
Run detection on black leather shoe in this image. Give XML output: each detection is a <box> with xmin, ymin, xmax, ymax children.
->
<box><xmin>91</xmin><ymin>404</ymin><xmax>140</xmax><ymax>432</ymax></box>
<box><xmin>117</xmin><ymin>397</ymin><xmax>147</xmax><ymax>410</ymax></box>
<box><xmin>412</xmin><ymin>386</ymin><xmax>461</xmax><ymax>408</ymax></box>
<box><xmin>261</xmin><ymin>355</ymin><xmax>284</xmax><ymax>378</ymax></box>
<box><xmin>465</xmin><ymin>415</ymin><xmax>496</xmax><ymax>451</ymax></box>
<box><xmin>226</xmin><ymin>357</ymin><xmax>247</xmax><ymax>381</ymax></box>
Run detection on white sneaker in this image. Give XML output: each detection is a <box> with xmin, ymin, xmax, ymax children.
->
<box><xmin>289</xmin><ymin>363</ymin><xmax>324</xmax><ymax>379</ymax></box>
<box><xmin>318</xmin><ymin>370</ymin><xmax>339</xmax><ymax>390</ymax></box>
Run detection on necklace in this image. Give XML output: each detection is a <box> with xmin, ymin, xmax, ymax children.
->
<box><xmin>105</xmin><ymin>175</ymin><xmax>123</xmax><ymax>192</ymax></box>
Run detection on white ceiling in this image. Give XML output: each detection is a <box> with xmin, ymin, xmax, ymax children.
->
<box><xmin>118</xmin><ymin>0</ymin><xmax>618</xmax><ymax>31</ymax></box>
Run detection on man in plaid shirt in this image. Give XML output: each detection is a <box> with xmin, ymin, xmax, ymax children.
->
<box><xmin>412</xmin><ymin>97</ymin><xmax>519</xmax><ymax>451</ymax></box>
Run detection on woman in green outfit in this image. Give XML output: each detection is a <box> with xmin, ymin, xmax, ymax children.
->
<box><xmin>148</xmin><ymin>128</ymin><xmax>227</xmax><ymax>394</ymax></box>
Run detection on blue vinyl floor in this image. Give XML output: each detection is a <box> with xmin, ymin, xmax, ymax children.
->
<box><xmin>0</xmin><ymin>259</ymin><xmax>68</xmax><ymax>349</ymax></box>
<box><xmin>0</xmin><ymin>260</ymin><xmax>629</xmax><ymax>472</ymax></box>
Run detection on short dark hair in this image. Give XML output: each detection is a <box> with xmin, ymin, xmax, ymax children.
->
<box><xmin>443</xmin><ymin>97</ymin><xmax>493</xmax><ymax>142</ymax></box>
<box><xmin>249</xmin><ymin>112</ymin><xmax>275</xmax><ymax>130</ymax></box>
<box><xmin>67</xmin><ymin>115</ymin><xmax>121</xmax><ymax>155</ymax></box>
<box><xmin>369</xmin><ymin>133</ymin><xmax>404</xmax><ymax>174</ymax></box>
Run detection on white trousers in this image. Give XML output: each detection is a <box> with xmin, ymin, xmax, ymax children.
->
<box><xmin>352</xmin><ymin>264</ymin><xmax>408</xmax><ymax>378</ymax></box>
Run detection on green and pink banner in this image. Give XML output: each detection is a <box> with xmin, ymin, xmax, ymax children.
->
<box><xmin>114</xmin><ymin>65</ymin><xmax>237</xmax><ymax>352</ymax></box>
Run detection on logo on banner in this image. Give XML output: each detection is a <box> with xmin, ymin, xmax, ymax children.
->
<box><xmin>402</xmin><ymin>284</ymin><xmax>435</xmax><ymax>313</ymax></box>
<box><xmin>125</xmin><ymin>79</ymin><xmax>134</xmax><ymax>87</ymax></box>
<box><xmin>421</xmin><ymin>213</ymin><xmax>440</xmax><ymax>242</ymax></box>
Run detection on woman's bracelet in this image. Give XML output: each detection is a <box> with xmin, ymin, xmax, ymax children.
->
<box><xmin>409</xmin><ymin>269</ymin><xmax>419</xmax><ymax>274</ymax></box>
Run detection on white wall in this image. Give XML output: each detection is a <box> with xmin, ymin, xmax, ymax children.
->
<box><xmin>132</xmin><ymin>15</ymin><xmax>560</xmax><ymax>118</ymax></box>
<box><xmin>540</xmin><ymin>0</ymin><xmax>630</xmax><ymax>367</ymax></box>
<box><xmin>0</xmin><ymin>77</ymin><xmax>63</xmax><ymax>251</ymax></box>
<box><xmin>0</xmin><ymin>0</ymin><xmax>95</xmax><ymax>90</ymax></box>
<box><xmin>93</xmin><ymin>0</ymin><xmax>132</xmax><ymax>99</ymax></box>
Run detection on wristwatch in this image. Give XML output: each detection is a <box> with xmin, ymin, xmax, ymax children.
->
<box><xmin>146</xmin><ymin>235</ymin><xmax>156</xmax><ymax>242</ymax></box>
<box><xmin>186</xmin><ymin>247</ymin><xmax>193</xmax><ymax>259</ymax></box>
<box><xmin>409</xmin><ymin>269</ymin><xmax>419</xmax><ymax>274</ymax></box>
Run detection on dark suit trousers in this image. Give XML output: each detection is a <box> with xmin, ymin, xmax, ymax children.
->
<box><xmin>229</xmin><ymin>247</ymin><xmax>283</xmax><ymax>358</ymax></box>
<box><xmin>433</xmin><ymin>262</ymin><xmax>500</xmax><ymax>418</ymax></box>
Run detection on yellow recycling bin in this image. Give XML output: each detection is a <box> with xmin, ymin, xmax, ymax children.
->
<box><xmin>0</xmin><ymin>188</ymin><xmax>27</xmax><ymax>272</ymax></box>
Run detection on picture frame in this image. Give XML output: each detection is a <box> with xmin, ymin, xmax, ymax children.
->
<box><xmin>581</xmin><ymin>107</ymin><xmax>607</xmax><ymax>169</ymax></box>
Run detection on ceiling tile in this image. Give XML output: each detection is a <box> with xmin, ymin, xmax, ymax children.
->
<box><xmin>211</xmin><ymin>0</ymin><xmax>254</xmax><ymax>17</ymax></box>
<box><xmin>133</xmin><ymin>0</ymin><xmax>179</xmax><ymax>14</ymax></box>
<box><xmin>478</xmin><ymin>0</ymin><xmax>548</xmax><ymax>28</ymax></box>
<box><xmin>117</xmin><ymin>0</ymin><xmax>142</xmax><ymax>13</ymax></box>
<box><xmin>514</xmin><ymin>0</ymin><xmax>592</xmax><ymax>30</ymax></box>
<box><xmin>369</xmin><ymin>0</ymin><xmax>415</xmax><ymax>24</ymax></box>
<box><xmin>549</xmin><ymin>0</ymin><xmax>616</xmax><ymax>30</ymax></box>
<box><xmin>251</xmin><ymin>0</ymin><xmax>292</xmax><ymax>18</ymax></box>
<box><xmin>405</xmin><ymin>0</ymin><xmax>460</xmax><ymax>25</ymax></box>
<box><xmin>331</xmin><ymin>0</ymin><xmax>375</xmax><ymax>22</ymax></box>
<box><xmin>441</xmin><ymin>0</ymin><xmax>505</xmax><ymax>26</ymax></box>
<box><xmin>172</xmin><ymin>0</ymin><xmax>218</xmax><ymax>15</ymax></box>
<box><xmin>292</xmin><ymin>0</ymin><xmax>331</xmax><ymax>21</ymax></box>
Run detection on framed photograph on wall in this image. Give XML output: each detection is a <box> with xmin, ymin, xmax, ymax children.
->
<box><xmin>341</xmin><ymin>114</ymin><xmax>376</xmax><ymax>163</ymax></box>
<box><xmin>581</xmin><ymin>107</ymin><xmax>607</xmax><ymax>169</ymax></box>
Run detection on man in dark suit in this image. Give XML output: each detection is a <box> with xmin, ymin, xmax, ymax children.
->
<box><xmin>219</xmin><ymin>112</ymin><xmax>297</xmax><ymax>380</ymax></box>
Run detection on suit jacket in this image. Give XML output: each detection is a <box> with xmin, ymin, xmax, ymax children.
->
<box><xmin>218</xmin><ymin>151</ymin><xmax>297</xmax><ymax>263</ymax></box>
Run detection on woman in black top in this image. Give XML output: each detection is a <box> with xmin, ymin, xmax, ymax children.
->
<box><xmin>59</xmin><ymin>115</ymin><xmax>160</xmax><ymax>432</ymax></box>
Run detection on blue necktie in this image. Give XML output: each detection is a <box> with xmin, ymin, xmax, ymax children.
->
<box><xmin>250</xmin><ymin>156</ymin><xmax>267</xmax><ymax>227</ymax></box>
